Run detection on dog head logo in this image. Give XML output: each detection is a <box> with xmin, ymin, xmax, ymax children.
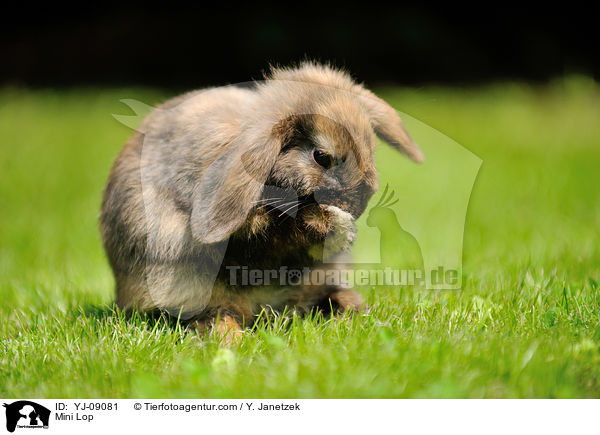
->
<box><xmin>3</xmin><ymin>401</ymin><xmax>50</xmax><ymax>433</ymax></box>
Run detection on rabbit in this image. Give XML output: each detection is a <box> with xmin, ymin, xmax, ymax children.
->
<box><xmin>100</xmin><ymin>62</ymin><xmax>423</xmax><ymax>341</ymax></box>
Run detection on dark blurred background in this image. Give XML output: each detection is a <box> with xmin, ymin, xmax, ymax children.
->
<box><xmin>1</xmin><ymin>4</ymin><xmax>597</xmax><ymax>90</ymax></box>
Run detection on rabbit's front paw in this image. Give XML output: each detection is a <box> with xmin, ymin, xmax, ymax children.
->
<box><xmin>316</xmin><ymin>287</ymin><xmax>364</xmax><ymax>314</ymax></box>
<box><xmin>193</xmin><ymin>314</ymin><xmax>243</xmax><ymax>347</ymax></box>
<box><xmin>330</xmin><ymin>289</ymin><xmax>364</xmax><ymax>312</ymax></box>
<box><xmin>323</xmin><ymin>205</ymin><xmax>357</xmax><ymax>257</ymax></box>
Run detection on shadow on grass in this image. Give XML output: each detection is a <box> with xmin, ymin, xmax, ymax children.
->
<box><xmin>78</xmin><ymin>303</ymin><xmax>186</xmax><ymax>331</ymax></box>
<box><xmin>77</xmin><ymin>301</ymin><xmax>341</xmax><ymax>338</ymax></box>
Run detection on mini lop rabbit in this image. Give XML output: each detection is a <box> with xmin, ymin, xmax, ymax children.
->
<box><xmin>100</xmin><ymin>62</ymin><xmax>423</xmax><ymax>340</ymax></box>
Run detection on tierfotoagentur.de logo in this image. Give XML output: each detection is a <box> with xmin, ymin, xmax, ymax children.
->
<box><xmin>2</xmin><ymin>401</ymin><xmax>50</xmax><ymax>433</ymax></box>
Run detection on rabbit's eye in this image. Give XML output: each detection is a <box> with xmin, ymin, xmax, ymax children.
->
<box><xmin>312</xmin><ymin>149</ymin><xmax>333</xmax><ymax>169</ymax></box>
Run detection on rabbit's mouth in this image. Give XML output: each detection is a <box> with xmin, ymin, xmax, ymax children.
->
<box><xmin>296</xmin><ymin>193</ymin><xmax>321</xmax><ymax>214</ymax></box>
<box><xmin>258</xmin><ymin>182</ymin><xmax>366</xmax><ymax>221</ymax></box>
<box><xmin>312</xmin><ymin>182</ymin><xmax>374</xmax><ymax>219</ymax></box>
<box><xmin>256</xmin><ymin>184</ymin><xmax>320</xmax><ymax>220</ymax></box>
<box><xmin>263</xmin><ymin>193</ymin><xmax>320</xmax><ymax>220</ymax></box>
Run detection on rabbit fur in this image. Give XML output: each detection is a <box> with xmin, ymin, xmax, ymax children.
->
<box><xmin>100</xmin><ymin>62</ymin><xmax>423</xmax><ymax>334</ymax></box>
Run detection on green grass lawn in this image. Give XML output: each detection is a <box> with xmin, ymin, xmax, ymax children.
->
<box><xmin>1</xmin><ymin>77</ymin><xmax>599</xmax><ymax>398</ymax></box>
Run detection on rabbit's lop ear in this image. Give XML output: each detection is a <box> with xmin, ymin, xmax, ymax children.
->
<box><xmin>191</xmin><ymin>128</ymin><xmax>281</xmax><ymax>244</ymax></box>
<box><xmin>360</xmin><ymin>90</ymin><xmax>424</xmax><ymax>163</ymax></box>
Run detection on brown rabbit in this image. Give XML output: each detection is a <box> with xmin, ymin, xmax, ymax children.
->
<box><xmin>100</xmin><ymin>62</ymin><xmax>423</xmax><ymax>341</ymax></box>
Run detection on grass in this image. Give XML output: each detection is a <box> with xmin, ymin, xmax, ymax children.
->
<box><xmin>1</xmin><ymin>76</ymin><xmax>599</xmax><ymax>398</ymax></box>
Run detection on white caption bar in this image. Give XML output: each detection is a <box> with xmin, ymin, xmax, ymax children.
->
<box><xmin>0</xmin><ymin>399</ymin><xmax>597</xmax><ymax>434</ymax></box>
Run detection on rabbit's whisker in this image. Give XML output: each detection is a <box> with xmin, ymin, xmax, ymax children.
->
<box><xmin>252</xmin><ymin>197</ymin><xmax>283</xmax><ymax>204</ymax></box>
<box><xmin>258</xmin><ymin>201</ymin><xmax>283</xmax><ymax>210</ymax></box>
<box><xmin>278</xmin><ymin>202</ymin><xmax>301</xmax><ymax>218</ymax></box>
<box><xmin>279</xmin><ymin>202</ymin><xmax>315</xmax><ymax>223</ymax></box>
<box><xmin>263</xmin><ymin>200</ymin><xmax>298</xmax><ymax>215</ymax></box>
<box><xmin>256</xmin><ymin>198</ymin><xmax>291</xmax><ymax>210</ymax></box>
